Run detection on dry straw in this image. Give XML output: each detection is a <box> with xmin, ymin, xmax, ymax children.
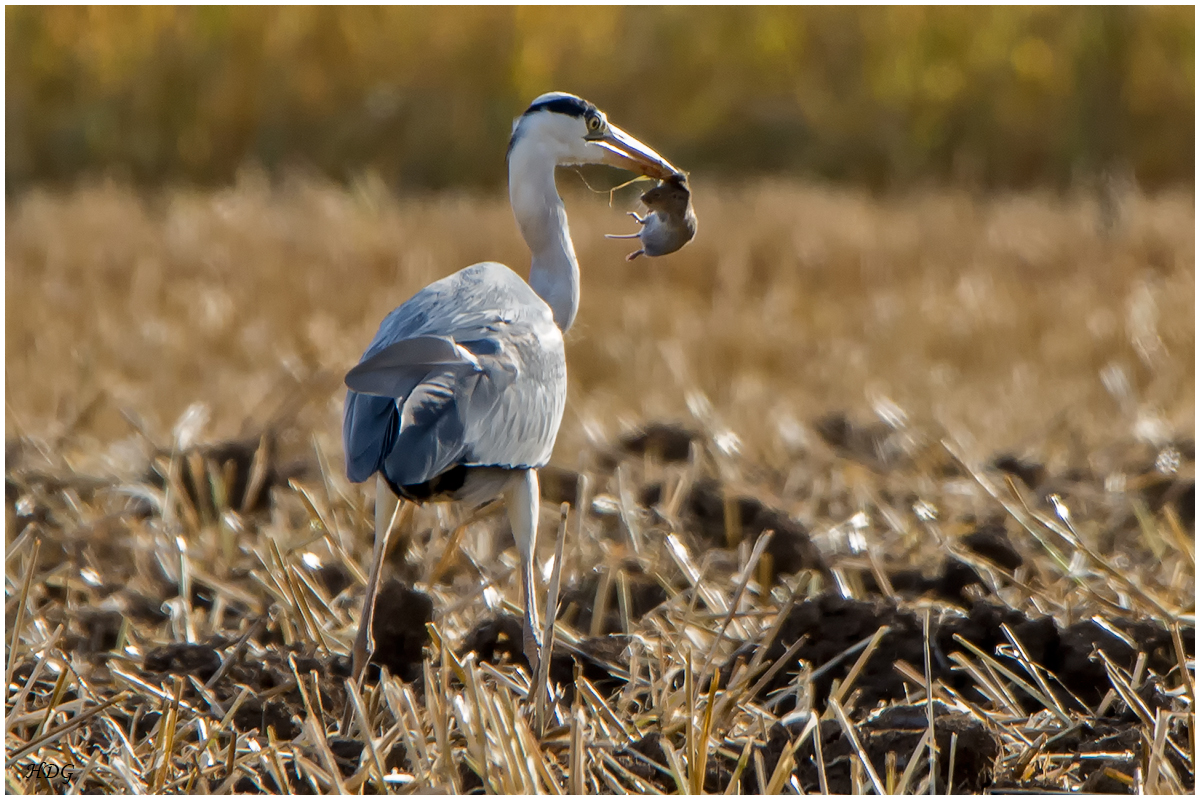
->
<box><xmin>5</xmin><ymin>178</ymin><xmax>1194</xmax><ymax>792</ymax></box>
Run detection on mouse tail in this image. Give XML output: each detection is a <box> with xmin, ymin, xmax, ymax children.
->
<box><xmin>605</xmin><ymin>233</ymin><xmax>641</xmax><ymax>239</ymax></box>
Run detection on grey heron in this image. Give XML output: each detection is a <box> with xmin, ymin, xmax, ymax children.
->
<box><xmin>342</xmin><ymin>92</ymin><xmax>679</xmax><ymax>684</ymax></box>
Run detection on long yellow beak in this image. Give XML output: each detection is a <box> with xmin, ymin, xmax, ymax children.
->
<box><xmin>588</xmin><ymin>123</ymin><xmax>679</xmax><ymax>181</ymax></box>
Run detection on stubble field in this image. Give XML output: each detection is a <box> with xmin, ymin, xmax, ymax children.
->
<box><xmin>5</xmin><ymin>176</ymin><xmax>1195</xmax><ymax>793</ymax></box>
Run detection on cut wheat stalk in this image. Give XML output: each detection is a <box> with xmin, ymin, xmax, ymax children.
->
<box><xmin>5</xmin><ymin>536</ymin><xmax>42</xmax><ymax>694</ymax></box>
<box><xmin>829</xmin><ymin>695</ymin><xmax>886</xmax><ymax>794</ymax></box>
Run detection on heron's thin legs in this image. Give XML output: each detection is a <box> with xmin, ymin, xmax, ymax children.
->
<box><xmin>351</xmin><ymin>473</ymin><xmax>400</xmax><ymax>688</ymax></box>
<box><xmin>505</xmin><ymin>469</ymin><xmax>542</xmax><ymax>670</ymax></box>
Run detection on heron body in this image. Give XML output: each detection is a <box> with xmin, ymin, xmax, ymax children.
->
<box><xmin>344</xmin><ymin>262</ymin><xmax>566</xmax><ymax>502</ymax></box>
<box><xmin>341</xmin><ymin>92</ymin><xmax>679</xmax><ymax>683</ymax></box>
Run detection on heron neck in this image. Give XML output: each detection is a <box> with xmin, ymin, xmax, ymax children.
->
<box><xmin>509</xmin><ymin>153</ymin><xmax>580</xmax><ymax>332</ymax></box>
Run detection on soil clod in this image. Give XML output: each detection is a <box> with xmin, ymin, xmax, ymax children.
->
<box><xmin>962</xmin><ymin>519</ymin><xmax>1023</xmax><ymax>571</ymax></box>
<box><xmin>462</xmin><ymin>613</ymin><xmax>632</xmax><ymax>697</ymax></box>
<box><xmin>992</xmin><ymin>453</ymin><xmax>1048</xmax><ymax>490</ymax></box>
<box><xmin>619</xmin><ymin>422</ymin><xmax>698</xmax><ymax>462</ymax></box>
<box><xmin>143</xmin><ymin>642</ymin><xmax>222</xmax><ymax>680</ymax></box>
<box><xmin>368</xmin><ymin>579</ymin><xmax>432</xmax><ymax>682</ymax></box>
<box><xmin>232</xmin><ymin>696</ymin><xmax>301</xmax><ymax>740</ymax></box>
<box><xmin>814</xmin><ymin>413</ymin><xmax>909</xmax><ymax>469</ymax></box>
<box><xmin>559</xmin><ymin>568</ymin><xmax>669</xmax><ymax>635</ymax></box>
<box><xmin>76</xmin><ymin>608</ymin><xmax>125</xmax><ymax>653</ymax></box>
<box><xmin>657</xmin><ymin>478</ymin><xmax>828</xmax><ymax>576</ymax></box>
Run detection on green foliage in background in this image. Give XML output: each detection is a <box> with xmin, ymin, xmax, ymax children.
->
<box><xmin>6</xmin><ymin>6</ymin><xmax>1194</xmax><ymax>192</ymax></box>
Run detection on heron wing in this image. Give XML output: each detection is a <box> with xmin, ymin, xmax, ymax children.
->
<box><xmin>342</xmin><ymin>262</ymin><xmax>566</xmax><ymax>487</ymax></box>
<box><xmin>345</xmin><ymin>335</ymin><xmax>478</xmax><ymax>398</ymax></box>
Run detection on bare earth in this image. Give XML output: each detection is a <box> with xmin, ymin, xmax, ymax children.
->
<box><xmin>5</xmin><ymin>177</ymin><xmax>1194</xmax><ymax>793</ymax></box>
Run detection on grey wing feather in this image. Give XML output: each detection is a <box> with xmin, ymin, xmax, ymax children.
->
<box><xmin>342</xmin><ymin>262</ymin><xmax>566</xmax><ymax>488</ymax></box>
<box><xmin>343</xmin><ymin>393</ymin><xmax>398</xmax><ymax>483</ymax></box>
<box><xmin>382</xmin><ymin>371</ymin><xmax>468</xmax><ymax>484</ymax></box>
<box><xmin>345</xmin><ymin>335</ymin><xmax>478</xmax><ymax>398</ymax></box>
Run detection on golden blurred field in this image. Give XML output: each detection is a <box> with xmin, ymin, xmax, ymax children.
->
<box><xmin>7</xmin><ymin>6</ymin><xmax>1194</xmax><ymax>190</ymax></box>
<box><xmin>5</xmin><ymin>177</ymin><xmax>1195</xmax><ymax>793</ymax></box>
<box><xmin>6</xmin><ymin>175</ymin><xmax>1194</xmax><ymax>469</ymax></box>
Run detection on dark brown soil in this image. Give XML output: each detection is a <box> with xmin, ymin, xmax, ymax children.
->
<box><xmin>74</xmin><ymin>608</ymin><xmax>125</xmax><ymax>654</ymax></box>
<box><xmin>233</xmin><ymin>696</ymin><xmax>300</xmax><ymax>740</ymax></box>
<box><xmin>367</xmin><ymin>578</ymin><xmax>432</xmax><ymax>682</ymax></box>
<box><xmin>641</xmin><ymin>478</ymin><xmax>828</xmax><ymax>576</ymax></box>
<box><xmin>864</xmin><ymin>519</ymin><xmax>1024</xmax><ymax>602</ymax></box>
<box><xmin>145</xmin><ymin>434</ymin><xmax>310</xmax><ymax>516</ymax></box>
<box><xmin>786</xmin><ymin>705</ymin><xmax>1000</xmax><ymax>794</ymax></box>
<box><xmin>992</xmin><ymin>453</ymin><xmax>1048</xmax><ymax>491</ymax></box>
<box><xmin>961</xmin><ymin>518</ymin><xmax>1024</xmax><ymax>571</ymax></box>
<box><xmin>617</xmin><ymin>422</ymin><xmax>698</xmax><ymax>463</ymax></box>
<box><xmin>725</xmin><ymin>593</ymin><xmax>1191</xmax><ymax>718</ymax></box>
<box><xmin>460</xmin><ymin>613</ymin><xmax>632</xmax><ymax>699</ymax></box>
<box><xmin>557</xmin><ymin>566</ymin><xmax>670</xmax><ymax>635</ymax></box>
<box><xmin>112</xmin><ymin>451</ymin><xmax>1189</xmax><ymax>795</ymax></box>
<box><xmin>538</xmin><ymin>465</ymin><xmax>582</xmax><ymax>507</ymax></box>
<box><xmin>143</xmin><ymin>642</ymin><xmax>222</xmax><ymax>680</ymax></box>
<box><xmin>615</xmin><ymin>705</ymin><xmax>1001</xmax><ymax>795</ymax></box>
<box><xmin>6</xmin><ymin>413</ymin><xmax>1192</xmax><ymax>794</ymax></box>
<box><xmin>813</xmin><ymin>413</ymin><xmax>909</xmax><ymax>470</ymax></box>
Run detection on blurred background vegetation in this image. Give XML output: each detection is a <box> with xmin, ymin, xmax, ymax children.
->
<box><xmin>5</xmin><ymin>6</ymin><xmax>1194</xmax><ymax>193</ymax></box>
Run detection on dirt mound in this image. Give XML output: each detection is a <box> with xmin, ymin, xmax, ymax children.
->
<box><xmin>557</xmin><ymin>566</ymin><xmax>670</xmax><ymax>635</ymax></box>
<box><xmin>461</xmin><ymin>613</ymin><xmax>632</xmax><ymax>699</ymax></box>
<box><xmin>143</xmin><ymin>642</ymin><xmax>223</xmax><ymax>680</ymax></box>
<box><xmin>729</xmin><ymin>593</ymin><xmax>1191</xmax><ymax>717</ymax></box>
<box><xmin>367</xmin><ymin>578</ymin><xmax>432</xmax><ymax>682</ymax></box>
<box><xmin>642</xmin><ymin>478</ymin><xmax>828</xmax><ymax>577</ymax></box>
<box><xmin>616</xmin><ymin>704</ymin><xmax>1001</xmax><ymax>794</ymax></box>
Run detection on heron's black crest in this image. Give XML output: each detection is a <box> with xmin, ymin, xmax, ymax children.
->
<box><xmin>522</xmin><ymin>94</ymin><xmax>594</xmax><ymax>120</ymax></box>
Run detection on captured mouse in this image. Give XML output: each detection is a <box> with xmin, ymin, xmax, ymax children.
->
<box><xmin>606</xmin><ymin>173</ymin><xmax>697</xmax><ymax>260</ymax></box>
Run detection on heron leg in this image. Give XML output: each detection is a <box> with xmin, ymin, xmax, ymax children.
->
<box><xmin>505</xmin><ymin>469</ymin><xmax>542</xmax><ymax>671</ymax></box>
<box><xmin>351</xmin><ymin>473</ymin><xmax>399</xmax><ymax>688</ymax></box>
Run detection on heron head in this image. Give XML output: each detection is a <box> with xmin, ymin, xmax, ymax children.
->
<box><xmin>508</xmin><ymin>92</ymin><xmax>678</xmax><ymax>181</ymax></box>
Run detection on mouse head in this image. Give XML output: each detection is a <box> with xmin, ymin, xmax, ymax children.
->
<box><xmin>640</xmin><ymin>172</ymin><xmax>691</xmax><ymax>212</ymax></box>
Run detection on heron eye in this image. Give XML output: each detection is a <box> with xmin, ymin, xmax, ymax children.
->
<box><xmin>587</xmin><ymin>115</ymin><xmax>602</xmax><ymax>132</ymax></box>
